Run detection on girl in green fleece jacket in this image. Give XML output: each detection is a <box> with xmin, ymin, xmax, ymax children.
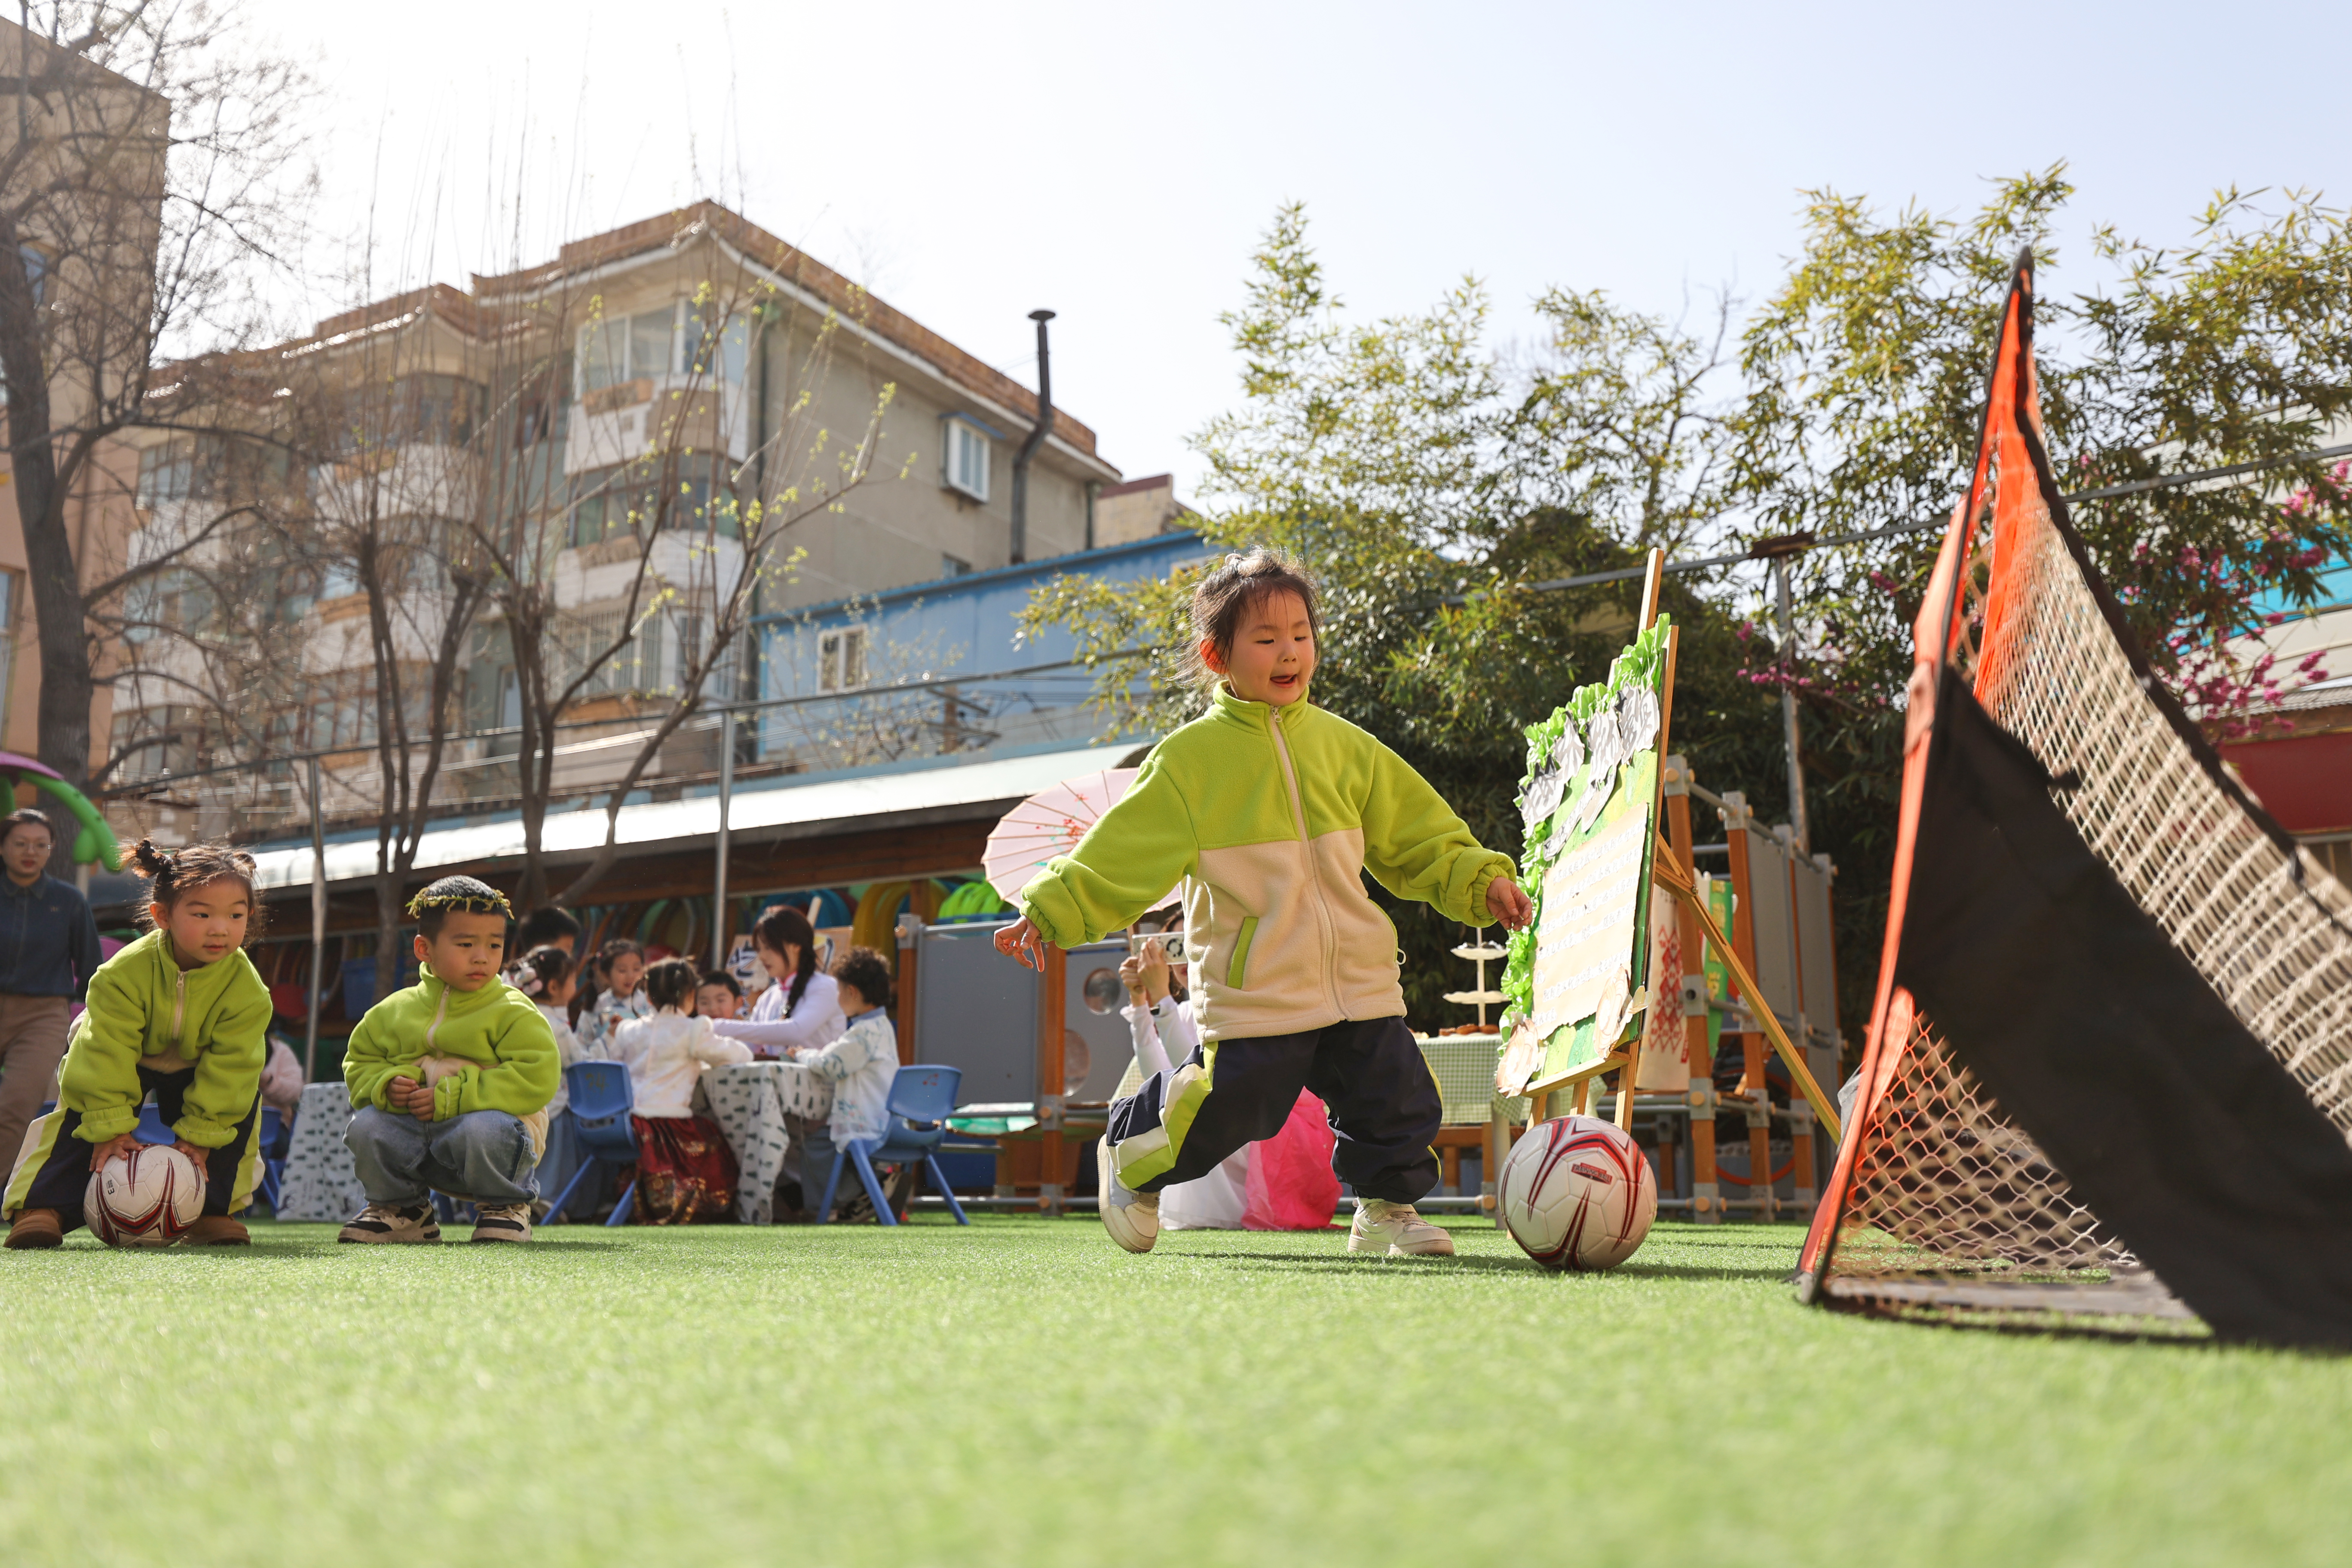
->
<box><xmin>5</xmin><ymin>841</ymin><xmax>273</xmax><ymax>1248</ymax></box>
<box><xmin>998</xmin><ymin>551</ymin><xmax>1534</xmax><ymax>1259</ymax></box>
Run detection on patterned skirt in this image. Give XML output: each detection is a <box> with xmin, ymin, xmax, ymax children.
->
<box><xmin>628</xmin><ymin>1114</ymin><xmax>740</xmax><ymax>1225</ymax></box>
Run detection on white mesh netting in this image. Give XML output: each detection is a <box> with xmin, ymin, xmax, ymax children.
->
<box><xmin>1818</xmin><ymin>437</ymin><xmax>2352</xmax><ymax>1323</ymax></box>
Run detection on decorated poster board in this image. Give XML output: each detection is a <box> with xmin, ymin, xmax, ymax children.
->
<box><xmin>1498</xmin><ymin>616</ymin><xmax>1672</xmax><ymax>1096</ymax></box>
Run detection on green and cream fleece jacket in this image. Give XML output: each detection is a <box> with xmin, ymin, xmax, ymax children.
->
<box><xmin>343</xmin><ymin>964</ymin><xmax>560</xmax><ymax>1121</ymax></box>
<box><xmin>1020</xmin><ymin>685</ymin><xmax>1516</xmax><ymax>1041</ymax></box>
<box><xmin>59</xmin><ymin>929</ymin><xmax>271</xmax><ymax>1147</ymax></box>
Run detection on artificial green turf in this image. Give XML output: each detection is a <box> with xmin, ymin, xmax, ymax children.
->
<box><xmin>2</xmin><ymin>1216</ymin><xmax>2348</xmax><ymax>1567</ymax></box>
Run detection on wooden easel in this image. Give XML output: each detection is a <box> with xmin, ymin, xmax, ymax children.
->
<box><xmin>1514</xmin><ymin>552</ymin><xmax>1842</xmax><ymax>1199</ymax></box>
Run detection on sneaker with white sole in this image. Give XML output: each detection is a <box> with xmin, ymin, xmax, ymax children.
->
<box><xmin>337</xmin><ymin>1202</ymin><xmax>441</xmax><ymax>1244</ymax></box>
<box><xmin>1348</xmin><ymin>1198</ymin><xmax>1455</xmax><ymax>1256</ymax></box>
<box><xmin>1096</xmin><ymin>1137</ymin><xmax>1159</xmax><ymax>1254</ymax></box>
<box><xmin>469</xmin><ymin>1202</ymin><xmax>532</xmax><ymax>1243</ymax></box>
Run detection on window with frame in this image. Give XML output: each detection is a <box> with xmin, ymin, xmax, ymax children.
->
<box><xmin>579</xmin><ymin>304</ymin><xmax>679</xmax><ymax>395</ymax></box>
<box><xmin>136</xmin><ymin>441</ymin><xmax>194</xmax><ymax>509</ymax></box>
<box><xmin>942</xmin><ymin>416</ymin><xmax>992</xmax><ymax>503</ymax></box>
<box><xmin>818</xmin><ymin>626</ymin><xmax>867</xmax><ymax>692</ymax></box>
<box><xmin>686</xmin><ymin>300</ymin><xmax>750</xmax><ymax>386</ymax></box>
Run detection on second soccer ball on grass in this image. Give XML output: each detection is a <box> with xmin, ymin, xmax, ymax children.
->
<box><xmin>1498</xmin><ymin>1115</ymin><xmax>1655</xmax><ymax>1271</ymax></box>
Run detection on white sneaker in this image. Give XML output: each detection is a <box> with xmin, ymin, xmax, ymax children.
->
<box><xmin>1096</xmin><ymin>1137</ymin><xmax>1159</xmax><ymax>1254</ymax></box>
<box><xmin>1348</xmin><ymin>1198</ymin><xmax>1455</xmax><ymax>1256</ymax></box>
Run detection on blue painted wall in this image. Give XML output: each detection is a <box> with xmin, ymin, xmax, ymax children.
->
<box><xmin>750</xmin><ymin>530</ymin><xmax>1208</xmax><ymax>761</ymax></box>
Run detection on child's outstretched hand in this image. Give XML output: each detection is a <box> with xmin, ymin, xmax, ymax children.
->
<box><xmin>1486</xmin><ymin>877</ymin><xmax>1535</xmax><ymax>931</ymax></box>
<box><xmin>995</xmin><ymin>916</ymin><xmax>1046</xmax><ymax>972</ymax></box>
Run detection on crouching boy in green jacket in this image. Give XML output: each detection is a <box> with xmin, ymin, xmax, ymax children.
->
<box><xmin>339</xmin><ymin>876</ymin><xmax>558</xmax><ymax>1245</ymax></box>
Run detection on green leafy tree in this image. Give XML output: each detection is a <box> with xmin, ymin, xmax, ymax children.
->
<box><xmin>1024</xmin><ymin>205</ymin><xmax>1782</xmax><ymax>1023</ymax></box>
<box><xmin>1734</xmin><ymin>167</ymin><xmax>2352</xmax><ymax>1029</ymax></box>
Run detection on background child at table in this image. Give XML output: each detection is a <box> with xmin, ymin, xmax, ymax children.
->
<box><xmin>781</xmin><ymin>946</ymin><xmax>901</xmax><ymax>1222</ymax></box>
<box><xmin>507</xmin><ymin>943</ymin><xmax>601</xmax><ymax>1220</ymax></box>
<box><xmin>5</xmin><ymin>840</ymin><xmax>272</xmax><ymax>1249</ymax></box>
<box><xmin>339</xmin><ymin>877</ymin><xmax>557</xmax><ymax>1245</ymax></box>
<box><xmin>609</xmin><ymin>958</ymin><xmax>751</xmax><ymax>1224</ymax></box>
<box><xmin>710</xmin><ymin>906</ymin><xmax>844</xmax><ymax>1060</ymax></box>
<box><xmin>573</xmin><ymin>937</ymin><xmax>649</xmax><ymax>1057</ymax></box>
<box><xmin>1119</xmin><ymin>925</ymin><xmax>1338</xmax><ymax>1231</ymax></box>
<box><xmin>695</xmin><ymin>970</ymin><xmax>744</xmax><ymax>1022</ymax></box>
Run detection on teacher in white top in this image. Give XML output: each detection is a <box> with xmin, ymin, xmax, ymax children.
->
<box><xmin>709</xmin><ymin>904</ymin><xmax>847</xmax><ymax>1059</ymax></box>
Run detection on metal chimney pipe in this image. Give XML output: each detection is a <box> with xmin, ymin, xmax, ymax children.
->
<box><xmin>1009</xmin><ymin>309</ymin><xmax>1056</xmax><ymax>564</ymax></box>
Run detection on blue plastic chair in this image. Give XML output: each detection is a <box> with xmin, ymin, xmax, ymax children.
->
<box><xmin>542</xmin><ymin>1061</ymin><xmax>640</xmax><ymax>1226</ymax></box>
<box><xmin>134</xmin><ymin>1104</ymin><xmax>174</xmax><ymax>1144</ymax></box>
<box><xmin>816</xmin><ymin>1066</ymin><xmax>970</xmax><ymax>1227</ymax></box>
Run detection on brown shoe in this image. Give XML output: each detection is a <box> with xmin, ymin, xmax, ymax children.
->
<box><xmin>5</xmin><ymin>1208</ymin><xmax>63</xmax><ymax>1249</ymax></box>
<box><xmin>182</xmin><ymin>1215</ymin><xmax>250</xmax><ymax>1246</ymax></box>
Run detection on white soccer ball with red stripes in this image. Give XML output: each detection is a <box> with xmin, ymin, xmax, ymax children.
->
<box><xmin>1499</xmin><ymin>1114</ymin><xmax>1656</xmax><ymax>1271</ymax></box>
<box><xmin>85</xmin><ymin>1145</ymin><xmax>205</xmax><ymax>1247</ymax></box>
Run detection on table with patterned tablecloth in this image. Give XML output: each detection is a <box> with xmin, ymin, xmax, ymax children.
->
<box><xmin>275</xmin><ymin>1081</ymin><xmax>370</xmax><ymax>1223</ymax></box>
<box><xmin>703</xmin><ymin>1061</ymin><xmax>835</xmax><ymax>1225</ymax></box>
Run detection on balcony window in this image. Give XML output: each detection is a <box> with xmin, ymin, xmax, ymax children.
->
<box><xmin>136</xmin><ymin>441</ymin><xmax>194</xmax><ymax>508</ymax></box>
<box><xmin>687</xmin><ymin>300</ymin><xmax>750</xmax><ymax>386</ymax></box>
<box><xmin>577</xmin><ymin>305</ymin><xmax>680</xmax><ymax>396</ymax></box>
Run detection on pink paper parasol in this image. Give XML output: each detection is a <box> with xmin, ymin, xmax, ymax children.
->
<box><xmin>983</xmin><ymin>768</ymin><xmax>1139</xmax><ymax>903</ymax></box>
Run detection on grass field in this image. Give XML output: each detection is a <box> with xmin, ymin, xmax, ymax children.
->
<box><xmin>2</xmin><ymin>1214</ymin><xmax>2348</xmax><ymax>1567</ymax></box>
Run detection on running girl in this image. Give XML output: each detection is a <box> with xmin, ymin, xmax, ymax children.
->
<box><xmin>998</xmin><ymin>550</ymin><xmax>1532</xmax><ymax>1256</ymax></box>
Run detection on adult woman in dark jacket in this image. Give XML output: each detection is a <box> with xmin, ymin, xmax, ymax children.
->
<box><xmin>0</xmin><ymin>809</ymin><xmax>103</xmax><ymax>1170</ymax></box>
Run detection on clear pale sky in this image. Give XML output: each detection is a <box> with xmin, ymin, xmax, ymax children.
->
<box><xmin>242</xmin><ymin>0</ymin><xmax>2352</xmax><ymax>506</ymax></box>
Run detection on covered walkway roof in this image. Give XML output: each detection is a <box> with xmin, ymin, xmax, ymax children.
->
<box><xmin>246</xmin><ymin>738</ymin><xmax>1152</xmax><ymax>895</ymax></box>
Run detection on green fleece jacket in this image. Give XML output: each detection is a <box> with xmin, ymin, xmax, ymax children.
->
<box><xmin>59</xmin><ymin>929</ymin><xmax>270</xmax><ymax>1146</ymax></box>
<box><xmin>1020</xmin><ymin>685</ymin><xmax>1515</xmax><ymax>1041</ymax></box>
<box><xmin>343</xmin><ymin>964</ymin><xmax>559</xmax><ymax>1121</ymax></box>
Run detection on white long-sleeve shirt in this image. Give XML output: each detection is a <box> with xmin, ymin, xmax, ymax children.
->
<box><xmin>575</xmin><ymin>987</ymin><xmax>652</xmax><ymax>1059</ymax></box>
<box><xmin>799</xmin><ymin>1008</ymin><xmax>899</xmax><ymax>1144</ymax></box>
<box><xmin>609</xmin><ymin>1006</ymin><xmax>753</xmax><ymax>1119</ymax></box>
<box><xmin>710</xmin><ymin>970</ymin><xmax>846</xmax><ymax>1059</ymax></box>
<box><xmin>538</xmin><ymin>1001</ymin><xmax>587</xmax><ymax>1115</ymax></box>
<box><xmin>1124</xmin><ymin>996</ymin><xmax>1244</xmax><ymax>1229</ymax></box>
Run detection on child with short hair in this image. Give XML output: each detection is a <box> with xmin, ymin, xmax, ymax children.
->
<box><xmin>609</xmin><ymin>958</ymin><xmax>752</xmax><ymax>1224</ymax></box>
<box><xmin>338</xmin><ymin>877</ymin><xmax>558</xmax><ymax>1244</ymax></box>
<box><xmin>4</xmin><ymin>840</ymin><xmax>272</xmax><ymax>1248</ymax></box>
<box><xmin>782</xmin><ymin>946</ymin><xmax>901</xmax><ymax>1221</ymax></box>
<box><xmin>695</xmin><ymin>969</ymin><xmax>744</xmax><ymax>1022</ymax></box>
<box><xmin>999</xmin><ymin>550</ymin><xmax>1533</xmax><ymax>1257</ymax></box>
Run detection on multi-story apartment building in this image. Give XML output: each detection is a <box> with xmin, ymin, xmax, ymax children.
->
<box><xmin>106</xmin><ymin>201</ymin><xmax>1124</xmax><ymax>845</ymax></box>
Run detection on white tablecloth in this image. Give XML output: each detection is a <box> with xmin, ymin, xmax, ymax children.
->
<box><xmin>703</xmin><ymin>1062</ymin><xmax>835</xmax><ymax>1225</ymax></box>
<box><xmin>275</xmin><ymin>1081</ymin><xmax>369</xmax><ymax>1223</ymax></box>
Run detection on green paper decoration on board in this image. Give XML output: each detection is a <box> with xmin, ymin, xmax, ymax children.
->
<box><xmin>1500</xmin><ymin>616</ymin><xmax>1671</xmax><ymax>1091</ymax></box>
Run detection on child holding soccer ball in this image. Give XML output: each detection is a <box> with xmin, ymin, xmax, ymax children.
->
<box><xmin>998</xmin><ymin>550</ymin><xmax>1533</xmax><ymax>1257</ymax></box>
<box><xmin>3</xmin><ymin>840</ymin><xmax>273</xmax><ymax>1248</ymax></box>
<box><xmin>338</xmin><ymin>877</ymin><xmax>559</xmax><ymax>1244</ymax></box>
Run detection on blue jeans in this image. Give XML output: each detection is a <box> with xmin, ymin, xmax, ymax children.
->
<box><xmin>346</xmin><ymin>1107</ymin><xmax>539</xmax><ymax>1207</ymax></box>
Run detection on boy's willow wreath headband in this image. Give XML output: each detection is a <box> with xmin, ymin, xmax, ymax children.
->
<box><xmin>406</xmin><ymin>880</ymin><xmax>514</xmax><ymax>920</ymax></box>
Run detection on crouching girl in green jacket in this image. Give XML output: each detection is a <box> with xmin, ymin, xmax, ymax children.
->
<box><xmin>998</xmin><ymin>550</ymin><xmax>1535</xmax><ymax>1259</ymax></box>
<box><xmin>5</xmin><ymin>840</ymin><xmax>273</xmax><ymax>1248</ymax></box>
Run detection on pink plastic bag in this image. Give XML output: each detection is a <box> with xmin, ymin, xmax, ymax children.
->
<box><xmin>1244</xmin><ymin>1089</ymin><xmax>1340</xmax><ymax>1230</ymax></box>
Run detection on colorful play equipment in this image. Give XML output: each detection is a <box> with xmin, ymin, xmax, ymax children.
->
<box><xmin>0</xmin><ymin>752</ymin><xmax>121</xmax><ymax>870</ymax></box>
